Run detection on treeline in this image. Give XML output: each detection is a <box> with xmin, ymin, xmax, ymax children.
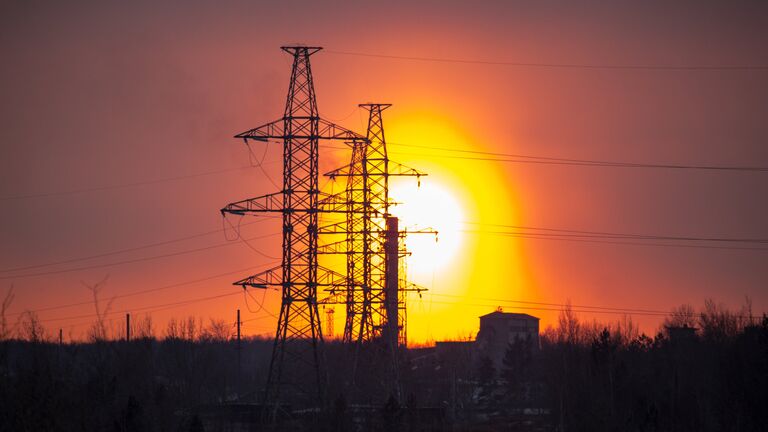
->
<box><xmin>0</xmin><ymin>307</ymin><xmax>406</xmax><ymax>431</ymax></box>
<box><xmin>420</xmin><ymin>299</ymin><xmax>768</xmax><ymax>432</ymax></box>
<box><xmin>1</xmin><ymin>297</ymin><xmax>766</xmax><ymax>431</ymax></box>
<box><xmin>0</xmin><ymin>327</ymin><xmax>273</xmax><ymax>431</ymax></box>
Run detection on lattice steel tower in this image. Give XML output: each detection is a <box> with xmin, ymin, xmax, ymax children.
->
<box><xmin>325</xmin><ymin>105</ymin><xmax>426</xmax><ymax>348</ymax></box>
<box><xmin>221</xmin><ymin>46</ymin><xmax>364</xmax><ymax>410</ymax></box>
<box><xmin>322</xmin><ymin>104</ymin><xmax>434</xmax><ymax>402</ymax></box>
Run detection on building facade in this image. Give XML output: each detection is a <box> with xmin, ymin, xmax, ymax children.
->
<box><xmin>475</xmin><ymin>310</ymin><xmax>539</xmax><ymax>369</ymax></box>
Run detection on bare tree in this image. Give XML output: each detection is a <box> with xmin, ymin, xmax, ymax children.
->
<box><xmin>135</xmin><ymin>314</ymin><xmax>155</xmax><ymax>339</ymax></box>
<box><xmin>1</xmin><ymin>285</ymin><xmax>15</xmax><ymax>340</ymax></box>
<box><xmin>184</xmin><ymin>316</ymin><xmax>201</xmax><ymax>341</ymax></box>
<box><xmin>164</xmin><ymin>316</ymin><xmax>202</xmax><ymax>341</ymax></box>
<box><xmin>165</xmin><ymin>317</ymin><xmax>181</xmax><ymax>340</ymax></box>
<box><xmin>663</xmin><ymin>303</ymin><xmax>697</xmax><ymax>329</ymax></box>
<box><xmin>202</xmin><ymin>318</ymin><xmax>231</xmax><ymax>342</ymax></box>
<box><xmin>739</xmin><ymin>296</ymin><xmax>755</xmax><ymax>328</ymax></box>
<box><xmin>17</xmin><ymin>310</ymin><xmax>46</xmax><ymax>342</ymax></box>
<box><xmin>699</xmin><ymin>298</ymin><xmax>739</xmax><ymax>341</ymax></box>
<box><xmin>557</xmin><ymin>300</ymin><xmax>581</xmax><ymax>345</ymax></box>
<box><xmin>83</xmin><ymin>275</ymin><xmax>114</xmax><ymax>341</ymax></box>
<box><xmin>614</xmin><ymin>315</ymin><xmax>639</xmax><ymax>347</ymax></box>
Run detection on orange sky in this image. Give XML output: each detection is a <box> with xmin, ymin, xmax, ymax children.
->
<box><xmin>1</xmin><ymin>1</ymin><xmax>767</xmax><ymax>344</ymax></box>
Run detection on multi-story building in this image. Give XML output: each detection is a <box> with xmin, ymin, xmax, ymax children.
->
<box><xmin>475</xmin><ymin>310</ymin><xmax>539</xmax><ymax>369</ymax></box>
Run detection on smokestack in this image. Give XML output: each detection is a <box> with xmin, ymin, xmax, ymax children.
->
<box><xmin>384</xmin><ymin>216</ymin><xmax>399</xmax><ymax>349</ymax></box>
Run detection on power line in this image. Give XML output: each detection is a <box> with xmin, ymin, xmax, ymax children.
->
<box><xmin>37</xmin><ymin>291</ymin><xmax>763</xmax><ymax>331</ymax></box>
<box><xmin>426</xmin><ymin>296</ymin><xmax>763</xmax><ymax>320</ymax></box>
<box><xmin>0</xmin><ymin>165</ymin><xmax>268</xmax><ymax>202</ymax></box>
<box><xmin>6</xmin><ymin>261</ymin><xmax>279</xmax><ymax>317</ymax></box>
<box><xmin>326</xmin><ymin>49</ymin><xmax>768</xmax><ymax>71</ymax></box>
<box><xmin>386</xmin><ymin>144</ymin><xmax>768</xmax><ymax>172</ymax></box>
<box><xmin>14</xmin><ymin>212</ymin><xmax>755</xmax><ymax>281</ymax></box>
<box><xmin>425</xmin><ymin>299</ymin><xmax>652</xmax><ymax>317</ymax></box>
<box><xmin>462</xmin><ymin>229</ymin><xmax>768</xmax><ymax>252</ymax></box>
<box><xmin>431</xmin><ymin>293</ymin><xmax>671</xmax><ymax>315</ymax></box>
<box><xmin>0</xmin><ymin>232</ymin><xmax>280</xmax><ymax>280</ymax></box>
<box><xmin>1</xmin><ymin>142</ymin><xmax>280</xmax><ymax>203</ymax></box>
<box><xmin>59</xmin><ymin>310</ymin><xmax>274</xmax><ymax>333</ymax></box>
<box><xmin>244</xmin><ymin>140</ymin><xmax>281</xmax><ymax>189</ymax></box>
<box><xmin>37</xmin><ymin>291</ymin><xmax>243</xmax><ymax>324</ymax></box>
<box><xmin>323</xmin><ymin>141</ymin><xmax>768</xmax><ymax>172</ymax></box>
<box><xmin>243</xmin><ymin>288</ymin><xmax>280</xmax><ymax>319</ymax></box>
<box><xmin>223</xmin><ymin>216</ymin><xmax>280</xmax><ymax>260</ymax></box>
<box><xmin>0</xmin><ymin>216</ymin><xmax>279</xmax><ymax>274</ymax></box>
<box><xmin>461</xmin><ymin>221</ymin><xmax>768</xmax><ymax>244</ymax></box>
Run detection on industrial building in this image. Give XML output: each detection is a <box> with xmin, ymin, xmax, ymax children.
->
<box><xmin>429</xmin><ymin>309</ymin><xmax>540</xmax><ymax>370</ymax></box>
<box><xmin>475</xmin><ymin>310</ymin><xmax>539</xmax><ymax>368</ymax></box>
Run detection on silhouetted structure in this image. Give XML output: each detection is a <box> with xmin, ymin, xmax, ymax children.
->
<box><xmin>219</xmin><ymin>47</ymin><xmax>435</xmax><ymax>412</ymax></box>
<box><xmin>475</xmin><ymin>311</ymin><xmax>539</xmax><ymax>368</ymax></box>
<box><xmin>220</xmin><ymin>46</ymin><xmax>365</xmax><ymax>410</ymax></box>
<box><xmin>317</xmin><ymin>103</ymin><xmax>434</xmax><ymax>401</ymax></box>
<box><xmin>323</xmin><ymin>104</ymin><xmax>425</xmax><ymax>348</ymax></box>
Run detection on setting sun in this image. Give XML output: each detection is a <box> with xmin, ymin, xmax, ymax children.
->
<box><xmin>389</xmin><ymin>180</ymin><xmax>463</xmax><ymax>275</ymax></box>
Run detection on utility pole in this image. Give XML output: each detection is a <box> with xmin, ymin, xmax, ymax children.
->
<box><xmin>236</xmin><ymin>308</ymin><xmax>241</xmax><ymax>395</ymax></box>
<box><xmin>126</xmin><ymin>313</ymin><xmax>130</xmax><ymax>342</ymax></box>
<box><xmin>236</xmin><ymin>309</ymin><xmax>241</xmax><ymax>349</ymax></box>
<box><xmin>221</xmin><ymin>46</ymin><xmax>365</xmax><ymax>412</ymax></box>
<box><xmin>236</xmin><ymin>309</ymin><xmax>241</xmax><ymax>369</ymax></box>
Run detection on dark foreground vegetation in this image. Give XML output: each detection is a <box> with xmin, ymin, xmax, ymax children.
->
<box><xmin>1</xmin><ymin>300</ymin><xmax>766</xmax><ymax>431</ymax></box>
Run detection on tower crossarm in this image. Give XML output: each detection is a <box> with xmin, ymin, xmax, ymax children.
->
<box><xmin>397</xmin><ymin>227</ymin><xmax>439</xmax><ymax>257</ymax></box>
<box><xmin>317</xmin><ymin>265</ymin><xmax>356</xmax><ymax>290</ymax></box>
<box><xmin>397</xmin><ymin>246</ymin><xmax>413</xmax><ymax>258</ymax></box>
<box><xmin>323</xmin><ymin>161</ymin><xmax>356</xmax><ymax>179</ymax></box>
<box><xmin>318</xmin><ymin>191</ymin><xmax>387</xmax><ymax>215</ymax></box>
<box><xmin>399</xmin><ymin>227</ymin><xmax>438</xmax><ymax>238</ymax></box>
<box><xmin>316</xmin><ymin>240</ymin><xmax>347</xmax><ymax>255</ymax></box>
<box><xmin>319</xmin><ymin>223</ymin><xmax>390</xmax><ymax>236</ymax></box>
<box><xmin>388</xmin><ymin>161</ymin><xmax>427</xmax><ymax>178</ymax></box>
<box><xmin>235</xmin><ymin>118</ymin><xmax>366</xmax><ymax>142</ymax></box>
<box><xmin>317</xmin><ymin>221</ymin><xmax>346</xmax><ymax>234</ymax></box>
<box><xmin>318</xmin><ymin>118</ymin><xmax>368</xmax><ymax>142</ymax></box>
<box><xmin>234</xmin><ymin>264</ymin><xmax>354</xmax><ymax>290</ymax></box>
<box><xmin>221</xmin><ymin>188</ymin><xmax>390</xmax><ymax>215</ymax></box>
<box><xmin>234</xmin><ymin>118</ymin><xmax>284</xmax><ymax>141</ymax></box>
<box><xmin>233</xmin><ymin>265</ymin><xmax>283</xmax><ymax>289</ymax></box>
<box><xmin>318</xmin><ymin>240</ymin><xmax>389</xmax><ymax>255</ymax></box>
<box><xmin>220</xmin><ymin>192</ymin><xmax>283</xmax><ymax>215</ymax></box>
<box><xmin>323</xmin><ymin>160</ymin><xmax>427</xmax><ymax>179</ymax></box>
<box><xmin>400</xmin><ymin>280</ymin><xmax>428</xmax><ymax>294</ymax></box>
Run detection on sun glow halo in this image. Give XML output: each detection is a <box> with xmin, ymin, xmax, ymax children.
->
<box><xmin>388</xmin><ymin>180</ymin><xmax>463</xmax><ymax>274</ymax></box>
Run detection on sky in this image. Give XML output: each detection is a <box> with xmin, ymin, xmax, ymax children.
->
<box><xmin>1</xmin><ymin>0</ymin><xmax>766</xmax><ymax>344</ymax></box>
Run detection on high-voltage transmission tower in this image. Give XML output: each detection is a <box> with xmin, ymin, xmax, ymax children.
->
<box><xmin>220</xmin><ymin>46</ymin><xmax>365</xmax><ymax>410</ymax></box>
<box><xmin>320</xmin><ymin>105</ymin><xmax>435</xmax><ymax>404</ymax></box>
<box><xmin>324</xmin><ymin>104</ymin><xmax>425</xmax><ymax>350</ymax></box>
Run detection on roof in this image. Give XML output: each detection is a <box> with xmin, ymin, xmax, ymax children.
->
<box><xmin>435</xmin><ymin>340</ymin><xmax>475</xmax><ymax>346</ymax></box>
<box><xmin>479</xmin><ymin>311</ymin><xmax>539</xmax><ymax>320</ymax></box>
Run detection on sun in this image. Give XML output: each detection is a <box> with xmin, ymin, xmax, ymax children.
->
<box><xmin>388</xmin><ymin>180</ymin><xmax>463</xmax><ymax>274</ymax></box>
